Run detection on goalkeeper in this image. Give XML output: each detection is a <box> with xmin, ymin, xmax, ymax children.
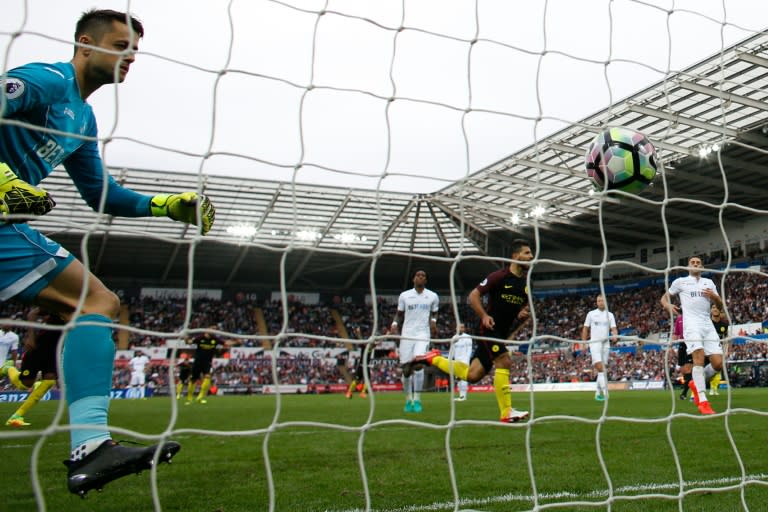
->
<box><xmin>0</xmin><ymin>9</ymin><xmax>215</xmax><ymax>497</ymax></box>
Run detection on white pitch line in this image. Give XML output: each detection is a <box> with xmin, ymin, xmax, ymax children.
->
<box><xmin>331</xmin><ymin>473</ymin><xmax>768</xmax><ymax>512</ymax></box>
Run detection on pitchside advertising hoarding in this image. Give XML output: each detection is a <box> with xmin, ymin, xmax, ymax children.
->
<box><xmin>0</xmin><ymin>380</ymin><xmax>663</xmax><ymax>400</ymax></box>
<box><xmin>0</xmin><ymin>388</ymin><xmax>155</xmax><ymax>402</ymax></box>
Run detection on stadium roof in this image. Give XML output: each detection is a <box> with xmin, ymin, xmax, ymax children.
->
<box><xmin>30</xmin><ymin>29</ymin><xmax>768</xmax><ymax>293</ymax></box>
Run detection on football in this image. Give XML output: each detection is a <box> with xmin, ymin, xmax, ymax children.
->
<box><xmin>585</xmin><ymin>127</ymin><xmax>658</xmax><ymax>194</ymax></box>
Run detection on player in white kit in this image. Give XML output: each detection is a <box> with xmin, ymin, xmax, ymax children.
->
<box><xmin>0</xmin><ymin>327</ymin><xmax>20</xmax><ymax>369</ymax></box>
<box><xmin>390</xmin><ymin>269</ymin><xmax>439</xmax><ymax>413</ymax></box>
<box><xmin>660</xmin><ymin>256</ymin><xmax>724</xmax><ymax>415</ymax></box>
<box><xmin>127</xmin><ymin>351</ymin><xmax>151</xmax><ymax>399</ymax></box>
<box><xmin>581</xmin><ymin>295</ymin><xmax>618</xmax><ymax>401</ymax></box>
<box><xmin>452</xmin><ymin>324</ymin><xmax>473</xmax><ymax>401</ymax></box>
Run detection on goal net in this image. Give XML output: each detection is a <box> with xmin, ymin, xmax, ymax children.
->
<box><xmin>2</xmin><ymin>1</ymin><xmax>768</xmax><ymax>511</ymax></box>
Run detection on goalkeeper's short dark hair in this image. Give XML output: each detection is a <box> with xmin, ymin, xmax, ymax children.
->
<box><xmin>74</xmin><ymin>9</ymin><xmax>144</xmax><ymax>53</ymax></box>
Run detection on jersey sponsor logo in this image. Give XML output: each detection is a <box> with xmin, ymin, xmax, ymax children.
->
<box><xmin>36</xmin><ymin>138</ymin><xmax>67</xmax><ymax>167</ymax></box>
<box><xmin>501</xmin><ymin>293</ymin><xmax>525</xmax><ymax>304</ymax></box>
<box><xmin>4</xmin><ymin>78</ymin><xmax>25</xmax><ymax>99</ymax></box>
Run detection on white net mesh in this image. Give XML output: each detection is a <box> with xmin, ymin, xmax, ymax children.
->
<box><xmin>2</xmin><ymin>1</ymin><xmax>768</xmax><ymax>511</ymax></box>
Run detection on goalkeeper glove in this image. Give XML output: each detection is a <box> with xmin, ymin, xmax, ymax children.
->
<box><xmin>0</xmin><ymin>162</ymin><xmax>56</xmax><ymax>222</ymax></box>
<box><xmin>150</xmin><ymin>192</ymin><xmax>215</xmax><ymax>235</ymax></box>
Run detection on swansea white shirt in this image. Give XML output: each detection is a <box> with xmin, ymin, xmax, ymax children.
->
<box><xmin>129</xmin><ymin>354</ymin><xmax>150</xmax><ymax>374</ymax></box>
<box><xmin>583</xmin><ymin>308</ymin><xmax>617</xmax><ymax>342</ymax></box>
<box><xmin>452</xmin><ymin>332</ymin><xmax>473</xmax><ymax>364</ymax></box>
<box><xmin>0</xmin><ymin>330</ymin><xmax>20</xmax><ymax>362</ymax></box>
<box><xmin>668</xmin><ymin>275</ymin><xmax>717</xmax><ymax>327</ymax></box>
<box><xmin>397</xmin><ymin>287</ymin><xmax>439</xmax><ymax>341</ymax></box>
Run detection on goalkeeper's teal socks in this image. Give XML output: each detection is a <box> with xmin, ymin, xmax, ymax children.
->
<box><xmin>62</xmin><ymin>314</ymin><xmax>114</xmax><ymax>453</ymax></box>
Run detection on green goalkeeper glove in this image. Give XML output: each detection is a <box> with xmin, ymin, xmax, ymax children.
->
<box><xmin>0</xmin><ymin>162</ymin><xmax>56</xmax><ymax>222</ymax></box>
<box><xmin>150</xmin><ymin>192</ymin><xmax>215</xmax><ymax>235</ymax></box>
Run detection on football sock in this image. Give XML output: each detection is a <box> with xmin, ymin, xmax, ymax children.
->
<box><xmin>62</xmin><ymin>314</ymin><xmax>115</xmax><ymax>453</ymax></box>
<box><xmin>197</xmin><ymin>377</ymin><xmax>211</xmax><ymax>400</ymax></box>
<box><xmin>347</xmin><ymin>380</ymin><xmax>357</xmax><ymax>395</ymax></box>
<box><xmin>402</xmin><ymin>374</ymin><xmax>412</xmax><ymax>401</ymax></box>
<box><xmin>494</xmin><ymin>368</ymin><xmax>512</xmax><ymax>416</ymax></box>
<box><xmin>7</xmin><ymin>366</ymin><xmax>28</xmax><ymax>390</ymax></box>
<box><xmin>412</xmin><ymin>369</ymin><xmax>424</xmax><ymax>401</ymax></box>
<box><xmin>458</xmin><ymin>379</ymin><xmax>468</xmax><ymax>398</ymax></box>
<box><xmin>432</xmin><ymin>356</ymin><xmax>469</xmax><ymax>381</ymax></box>
<box><xmin>176</xmin><ymin>381</ymin><xmax>183</xmax><ymax>398</ymax></box>
<box><xmin>187</xmin><ymin>381</ymin><xmax>195</xmax><ymax>401</ymax></box>
<box><xmin>710</xmin><ymin>372</ymin><xmax>722</xmax><ymax>390</ymax></box>
<box><xmin>691</xmin><ymin>365</ymin><xmax>708</xmax><ymax>403</ymax></box>
<box><xmin>596</xmin><ymin>371</ymin><xmax>607</xmax><ymax>395</ymax></box>
<box><xmin>704</xmin><ymin>363</ymin><xmax>716</xmax><ymax>382</ymax></box>
<box><xmin>15</xmin><ymin>379</ymin><xmax>55</xmax><ymax>417</ymax></box>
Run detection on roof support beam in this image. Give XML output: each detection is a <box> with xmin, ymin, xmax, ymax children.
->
<box><xmin>428</xmin><ymin>200</ymin><xmax>488</xmax><ymax>252</ymax></box>
<box><xmin>626</xmin><ymin>105</ymin><xmax>740</xmax><ymax>138</ymax></box>
<box><xmin>225</xmin><ymin>186</ymin><xmax>283</xmax><ymax>285</ymax></box>
<box><xmin>342</xmin><ymin>199</ymin><xmax>418</xmax><ymax>289</ymax></box>
<box><xmin>287</xmin><ymin>193</ymin><xmax>352</xmax><ymax>287</ymax></box>
<box><xmin>160</xmin><ymin>228</ymin><xmax>188</xmax><ymax>282</ymax></box>
<box><xmin>427</xmin><ymin>202</ymin><xmax>451</xmax><ymax>256</ymax></box>
<box><xmin>677</xmin><ymin>80</ymin><xmax>768</xmax><ymax>112</ymax></box>
<box><xmin>454</xmin><ymin>184</ymin><xmax>704</xmax><ymax>236</ymax></box>
<box><xmin>735</xmin><ymin>51</ymin><xmax>768</xmax><ymax>69</ymax></box>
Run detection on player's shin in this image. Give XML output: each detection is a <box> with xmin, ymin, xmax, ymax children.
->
<box><xmin>691</xmin><ymin>366</ymin><xmax>708</xmax><ymax>403</ymax></box>
<box><xmin>494</xmin><ymin>368</ymin><xmax>512</xmax><ymax>416</ymax></box>
<box><xmin>596</xmin><ymin>372</ymin><xmax>607</xmax><ymax>396</ymax></box>
<box><xmin>433</xmin><ymin>356</ymin><xmax>469</xmax><ymax>381</ymax></box>
<box><xmin>15</xmin><ymin>379</ymin><xmax>55</xmax><ymax>417</ymax></box>
<box><xmin>402</xmin><ymin>374</ymin><xmax>412</xmax><ymax>401</ymax></box>
<box><xmin>412</xmin><ymin>369</ymin><xmax>424</xmax><ymax>401</ymax></box>
<box><xmin>62</xmin><ymin>315</ymin><xmax>115</xmax><ymax>456</ymax></box>
<box><xmin>704</xmin><ymin>363</ymin><xmax>716</xmax><ymax>381</ymax></box>
<box><xmin>197</xmin><ymin>377</ymin><xmax>211</xmax><ymax>400</ymax></box>
<box><xmin>7</xmin><ymin>366</ymin><xmax>28</xmax><ymax>390</ymax></box>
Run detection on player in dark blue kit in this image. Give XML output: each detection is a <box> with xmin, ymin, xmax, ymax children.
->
<box><xmin>415</xmin><ymin>239</ymin><xmax>532</xmax><ymax>423</ymax></box>
<box><xmin>0</xmin><ymin>9</ymin><xmax>215</xmax><ymax>497</ymax></box>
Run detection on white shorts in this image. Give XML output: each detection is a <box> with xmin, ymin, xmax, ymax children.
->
<box><xmin>129</xmin><ymin>372</ymin><xmax>146</xmax><ymax>386</ymax></box>
<box><xmin>684</xmin><ymin>323</ymin><xmax>723</xmax><ymax>356</ymax></box>
<box><xmin>399</xmin><ymin>339</ymin><xmax>429</xmax><ymax>365</ymax></box>
<box><xmin>589</xmin><ymin>341</ymin><xmax>610</xmax><ymax>366</ymax></box>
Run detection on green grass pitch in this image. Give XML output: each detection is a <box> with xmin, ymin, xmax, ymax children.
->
<box><xmin>1</xmin><ymin>388</ymin><xmax>767</xmax><ymax>511</ymax></box>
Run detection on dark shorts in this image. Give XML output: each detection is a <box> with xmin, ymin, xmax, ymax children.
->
<box><xmin>473</xmin><ymin>338</ymin><xmax>509</xmax><ymax>375</ymax></box>
<box><xmin>20</xmin><ymin>331</ymin><xmax>61</xmax><ymax>380</ymax></box>
<box><xmin>677</xmin><ymin>344</ymin><xmax>692</xmax><ymax>367</ymax></box>
<box><xmin>178</xmin><ymin>366</ymin><xmax>191</xmax><ymax>383</ymax></box>
<box><xmin>677</xmin><ymin>343</ymin><xmax>710</xmax><ymax>368</ymax></box>
<box><xmin>191</xmin><ymin>358</ymin><xmax>213</xmax><ymax>380</ymax></box>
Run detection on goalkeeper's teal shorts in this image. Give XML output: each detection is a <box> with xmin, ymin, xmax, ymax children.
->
<box><xmin>0</xmin><ymin>223</ymin><xmax>74</xmax><ymax>303</ymax></box>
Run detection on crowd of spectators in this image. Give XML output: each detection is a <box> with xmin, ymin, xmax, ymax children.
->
<box><xmin>3</xmin><ymin>269</ymin><xmax>768</xmax><ymax>393</ymax></box>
